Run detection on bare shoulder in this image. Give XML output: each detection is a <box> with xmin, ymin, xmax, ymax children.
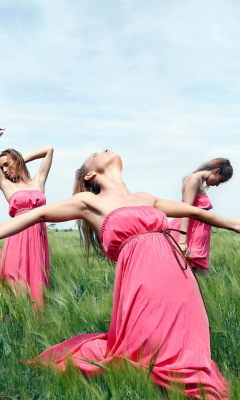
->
<box><xmin>72</xmin><ymin>191</ymin><xmax>96</xmax><ymax>203</ymax></box>
<box><xmin>183</xmin><ymin>173</ymin><xmax>201</xmax><ymax>189</ymax></box>
<box><xmin>134</xmin><ymin>191</ymin><xmax>156</xmax><ymax>206</ymax></box>
<box><xmin>71</xmin><ymin>191</ymin><xmax>102</xmax><ymax>209</ymax></box>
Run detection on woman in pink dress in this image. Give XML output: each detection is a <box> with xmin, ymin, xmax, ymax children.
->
<box><xmin>0</xmin><ymin>149</ymin><xmax>238</xmax><ymax>399</ymax></box>
<box><xmin>0</xmin><ymin>136</ymin><xmax>54</xmax><ymax>307</ymax></box>
<box><xmin>170</xmin><ymin>158</ymin><xmax>233</xmax><ymax>269</ymax></box>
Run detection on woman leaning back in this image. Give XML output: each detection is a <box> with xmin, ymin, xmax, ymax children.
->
<box><xmin>0</xmin><ymin>128</ymin><xmax>54</xmax><ymax>307</ymax></box>
<box><xmin>0</xmin><ymin>148</ymin><xmax>238</xmax><ymax>399</ymax></box>
<box><xmin>170</xmin><ymin>158</ymin><xmax>233</xmax><ymax>270</ymax></box>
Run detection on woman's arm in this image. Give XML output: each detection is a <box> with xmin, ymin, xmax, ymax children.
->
<box><xmin>135</xmin><ymin>192</ymin><xmax>239</xmax><ymax>233</ymax></box>
<box><xmin>0</xmin><ymin>168</ymin><xmax>7</xmax><ymax>190</ymax></box>
<box><xmin>0</xmin><ymin>192</ymin><xmax>90</xmax><ymax>240</ymax></box>
<box><xmin>24</xmin><ymin>146</ymin><xmax>54</xmax><ymax>190</ymax></box>
<box><xmin>155</xmin><ymin>198</ymin><xmax>239</xmax><ymax>232</ymax></box>
<box><xmin>179</xmin><ymin>175</ymin><xmax>200</xmax><ymax>252</ymax></box>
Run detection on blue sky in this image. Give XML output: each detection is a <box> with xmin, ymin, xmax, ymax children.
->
<box><xmin>0</xmin><ymin>0</ymin><xmax>240</xmax><ymax>228</ymax></box>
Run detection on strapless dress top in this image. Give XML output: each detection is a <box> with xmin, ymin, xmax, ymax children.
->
<box><xmin>183</xmin><ymin>194</ymin><xmax>213</xmax><ymax>210</ymax></box>
<box><xmin>8</xmin><ymin>190</ymin><xmax>46</xmax><ymax>218</ymax></box>
<box><xmin>99</xmin><ymin>206</ymin><xmax>169</xmax><ymax>262</ymax></box>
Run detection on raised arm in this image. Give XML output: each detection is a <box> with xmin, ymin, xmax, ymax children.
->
<box><xmin>179</xmin><ymin>175</ymin><xmax>200</xmax><ymax>252</ymax></box>
<box><xmin>135</xmin><ymin>192</ymin><xmax>240</xmax><ymax>233</ymax></box>
<box><xmin>0</xmin><ymin>168</ymin><xmax>7</xmax><ymax>191</ymax></box>
<box><xmin>24</xmin><ymin>146</ymin><xmax>54</xmax><ymax>191</ymax></box>
<box><xmin>0</xmin><ymin>193</ymin><xmax>89</xmax><ymax>240</ymax></box>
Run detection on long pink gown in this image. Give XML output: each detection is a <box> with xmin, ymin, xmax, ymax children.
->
<box><xmin>31</xmin><ymin>206</ymin><xmax>228</xmax><ymax>399</ymax></box>
<box><xmin>170</xmin><ymin>195</ymin><xmax>213</xmax><ymax>269</ymax></box>
<box><xmin>0</xmin><ymin>190</ymin><xmax>49</xmax><ymax>306</ymax></box>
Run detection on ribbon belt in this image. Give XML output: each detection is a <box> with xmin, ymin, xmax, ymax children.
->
<box><xmin>119</xmin><ymin>228</ymin><xmax>191</xmax><ymax>270</ymax></box>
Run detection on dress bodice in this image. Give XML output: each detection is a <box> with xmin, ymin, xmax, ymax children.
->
<box><xmin>99</xmin><ymin>206</ymin><xmax>169</xmax><ymax>261</ymax></box>
<box><xmin>182</xmin><ymin>194</ymin><xmax>213</xmax><ymax>211</ymax></box>
<box><xmin>8</xmin><ymin>190</ymin><xmax>46</xmax><ymax>218</ymax></box>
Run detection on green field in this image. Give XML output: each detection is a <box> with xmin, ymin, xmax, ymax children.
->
<box><xmin>0</xmin><ymin>229</ymin><xmax>239</xmax><ymax>399</ymax></box>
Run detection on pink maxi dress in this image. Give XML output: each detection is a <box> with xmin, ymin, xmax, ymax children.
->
<box><xmin>0</xmin><ymin>190</ymin><xmax>49</xmax><ymax>306</ymax></box>
<box><xmin>32</xmin><ymin>206</ymin><xmax>229</xmax><ymax>399</ymax></box>
<box><xmin>170</xmin><ymin>195</ymin><xmax>213</xmax><ymax>269</ymax></box>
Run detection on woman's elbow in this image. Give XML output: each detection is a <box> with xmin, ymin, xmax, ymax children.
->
<box><xmin>191</xmin><ymin>206</ymin><xmax>201</xmax><ymax>220</ymax></box>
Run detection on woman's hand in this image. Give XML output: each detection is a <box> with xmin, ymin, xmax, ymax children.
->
<box><xmin>232</xmin><ymin>219</ymin><xmax>240</xmax><ymax>234</ymax></box>
<box><xmin>179</xmin><ymin>242</ymin><xmax>188</xmax><ymax>254</ymax></box>
<box><xmin>0</xmin><ymin>128</ymin><xmax>5</xmax><ymax>137</ymax></box>
<box><xmin>179</xmin><ymin>232</ymin><xmax>188</xmax><ymax>253</ymax></box>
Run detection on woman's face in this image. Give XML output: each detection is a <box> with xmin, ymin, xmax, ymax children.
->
<box><xmin>206</xmin><ymin>170</ymin><xmax>226</xmax><ymax>187</ymax></box>
<box><xmin>0</xmin><ymin>156</ymin><xmax>17</xmax><ymax>180</ymax></box>
<box><xmin>85</xmin><ymin>149</ymin><xmax>123</xmax><ymax>173</ymax></box>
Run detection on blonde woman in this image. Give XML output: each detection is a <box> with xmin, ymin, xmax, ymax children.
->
<box><xmin>0</xmin><ymin>138</ymin><xmax>54</xmax><ymax>307</ymax></box>
<box><xmin>170</xmin><ymin>158</ymin><xmax>233</xmax><ymax>269</ymax></box>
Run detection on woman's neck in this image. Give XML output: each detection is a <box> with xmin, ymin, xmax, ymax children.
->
<box><xmin>198</xmin><ymin>170</ymin><xmax>212</xmax><ymax>184</ymax></box>
<box><xmin>98</xmin><ymin>170</ymin><xmax>131</xmax><ymax>197</ymax></box>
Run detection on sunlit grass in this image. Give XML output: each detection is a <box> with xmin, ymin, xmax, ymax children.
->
<box><xmin>0</xmin><ymin>229</ymin><xmax>239</xmax><ymax>399</ymax></box>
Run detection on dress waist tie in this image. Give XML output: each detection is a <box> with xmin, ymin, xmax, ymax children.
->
<box><xmin>119</xmin><ymin>228</ymin><xmax>190</xmax><ymax>270</ymax></box>
<box><xmin>119</xmin><ymin>228</ymin><xmax>210</xmax><ymax>329</ymax></box>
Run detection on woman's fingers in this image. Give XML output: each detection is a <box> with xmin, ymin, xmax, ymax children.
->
<box><xmin>0</xmin><ymin>128</ymin><xmax>6</xmax><ymax>137</ymax></box>
<box><xmin>179</xmin><ymin>242</ymin><xmax>188</xmax><ymax>254</ymax></box>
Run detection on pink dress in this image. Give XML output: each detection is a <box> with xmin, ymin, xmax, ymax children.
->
<box><xmin>170</xmin><ymin>195</ymin><xmax>213</xmax><ymax>269</ymax></box>
<box><xmin>0</xmin><ymin>190</ymin><xmax>49</xmax><ymax>306</ymax></box>
<box><xmin>31</xmin><ymin>206</ymin><xmax>228</xmax><ymax>399</ymax></box>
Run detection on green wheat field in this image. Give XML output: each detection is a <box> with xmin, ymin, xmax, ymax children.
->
<box><xmin>0</xmin><ymin>228</ymin><xmax>239</xmax><ymax>400</ymax></box>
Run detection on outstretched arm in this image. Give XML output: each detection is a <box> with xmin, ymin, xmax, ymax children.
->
<box><xmin>0</xmin><ymin>193</ymin><xmax>88</xmax><ymax>240</ymax></box>
<box><xmin>155</xmin><ymin>198</ymin><xmax>239</xmax><ymax>231</ymax></box>
<box><xmin>24</xmin><ymin>146</ymin><xmax>54</xmax><ymax>190</ymax></box>
<box><xmin>135</xmin><ymin>192</ymin><xmax>239</xmax><ymax>233</ymax></box>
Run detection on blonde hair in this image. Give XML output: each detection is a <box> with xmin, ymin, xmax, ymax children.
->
<box><xmin>193</xmin><ymin>158</ymin><xmax>233</xmax><ymax>182</ymax></box>
<box><xmin>0</xmin><ymin>149</ymin><xmax>31</xmax><ymax>183</ymax></box>
<box><xmin>73</xmin><ymin>164</ymin><xmax>107</xmax><ymax>261</ymax></box>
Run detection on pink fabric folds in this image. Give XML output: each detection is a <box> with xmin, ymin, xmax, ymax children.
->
<box><xmin>0</xmin><ymin>190</ymin><xmax>49</xmax><ymax>306</ymax></box>
<box><xmin>170</xmin><ymin>195</ymin><xmax>213</xmax><ymax>269</ymax></box>
<box><xmin>31</xmin><ymin>206</ymin><xmax>228</xmax><ymax>399</ymax></box>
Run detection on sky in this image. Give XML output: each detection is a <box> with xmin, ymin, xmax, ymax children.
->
<box><xmin>0</xmin><ymin>0</ymin><xmax>240</xmax><ymax>229</ymax></box>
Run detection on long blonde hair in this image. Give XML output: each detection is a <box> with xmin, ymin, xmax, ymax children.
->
<box><xmin>0</xmin><ymin>149</ymin><xmax>31</xmax><ymax>183</ymax></box>
<box><xmin>193</xmin><ymin>158</ymin><xmax>233</xmax><ymax>182</ymax></box>
<box><xmin>73</xmin><ymin>164</ymin><xmax>107</xmax><ymax>261</ymax></box>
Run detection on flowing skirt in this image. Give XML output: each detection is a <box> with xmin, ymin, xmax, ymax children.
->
<box><xmin>30</xmin><ymin>232</ymin><xmax>228</xmax><ymax>399</ymax></box>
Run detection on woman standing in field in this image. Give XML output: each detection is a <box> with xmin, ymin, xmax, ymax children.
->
<box><xmin>0</xmin><ymin>129</ymin><xmax>53</xmax><ymax>307</ymax></box>
<box><xmin>0</xmin><ymin>148</ymin><xmax>235</xmax><ymax>399</ymax></box>
<box><xmin>170</xmin><ymin>158</ymin><xmax>233</xmax><ymax>270</ymax></box>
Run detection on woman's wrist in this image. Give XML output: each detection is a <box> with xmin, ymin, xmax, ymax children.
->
<box><xmin>179</xmin><ymin>233</ymin><xmax>187</xmax><ymax>244</ymax></box>
<box><xmin>228</xmin><ymin>219</ymin><xmax>239</xmax><ymax>233</ymax></box>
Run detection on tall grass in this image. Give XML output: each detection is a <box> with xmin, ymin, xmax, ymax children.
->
<box><xmin>0</xmin><ymin>229</ymin><xmax>239</xmax><ymax>399</ymax></box>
